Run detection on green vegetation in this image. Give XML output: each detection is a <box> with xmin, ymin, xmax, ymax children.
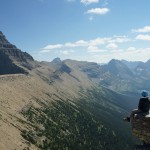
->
<box><xmin>21</xmin><ymin>87</ymin><xmax>134</xmax><ymax>150</ymax></box>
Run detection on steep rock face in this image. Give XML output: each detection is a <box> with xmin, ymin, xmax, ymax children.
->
<box><xmin>132</xmin><ymin>114</ymin><xmax>150</xmax><ymax>144</ymax></box>
<box><xmin>0</xmin><ymin>31</ymin><xmax>34</xmax><ymax>75</ymax></box>
<box><xmin>0</xmin><ymin>31</ymin><xmax>33</xmax><ymax>62</ymax></box>
<box><xmin>0</xmin><ymin>49</ymin><xmax>34</xmax><ymax>62</ymax></box>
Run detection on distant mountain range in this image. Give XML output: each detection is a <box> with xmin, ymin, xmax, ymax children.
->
<box><xmin>79</xmin><ymin>57</ymin><xmax>150</xmax><ymax>95</ymax></box>
<box><xmin>0</xmin><ymin>31</ymin><xmax>144</xmax><ymax>150</ymax></box>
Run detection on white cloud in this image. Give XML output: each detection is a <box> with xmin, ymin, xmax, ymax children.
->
<box><xmin>87</xmin><ymin>46</ymin><xmax>106</xmax><ymax>53</ymax></box>
<box><xmin>110</xmin><ymin>36</ymin><xmax>130</xmax><ymax>43</ymax></box>
<box><xmin>136</xmin><ymin>34</ymin><xmax>150</xmax><ymax>41</ymax></box>
<box><xmin>38</xmin><ymin>38</ymin><xmax>150</xmax><ymax>63</ymax></box>
<box><xmin>85</xmin><ymin>8</ymin><xmax>110</xmax><ymax>15</ymax></box>
<box><xmin>88</xmin><ymin>36</ymin><xmax>129</xmax><ymax>46</ymax></box>
<box><xmin>40</xmin><ymin>49</ymin><xmax>52</xmax><ymax>53</ymax></box>
<box><xmin>65</xmin><ymin>40</ymin><xmax>88</xmax><ymax>47</ymax></box>
<box><xmin>65</xmin><ymin>42</ymin><xmax>78</xmax><ymax>48</ymax></box>
<box><xmin>126</xmin><ymin>47</ymin><xmax>136</xmax><ymax>51</ymax></box>
<box><xmin>40</xmin><ymin>36</ymin><xmax>130</xmax><ymax>54</ymax></box>
<box><xmin>81</xmin><ymin>0</ymin><xmax>99</xmax><ymax>5</ymax></box>
<box><xmin>43</xmin><ymin>44</ymin><xmax>63</xmax><ymax>50</ymax></box>
<box><xmin>106</xmin><ymin>43</ymin><xmax>118</xmax><ymax>49</ymax></box>
<box><xmin>60</xmin><ymin>50</ymin><xmax>74</xmax><ymax>55</ymax></box>
<box><xmin>89</xmin><ymin>47</ymin><xmax>150</xmax><ymax>63</ymax></box>
<box><xmin>75</xmin><ymin>40</ymin><xmax>88</xmax><ymax>46</ymax></box>
<box><xmin>40</xmin><ymin>44</ymin><xmax>63</xmax><ymax>53</ymax></box>
<box><xmin>110</xmin><ymin>49</ymin><xmax>123</xmax><ymax>53</ymax></box>
<box><xmin>132</xmin><ymin>26</ymin><xmax>150</xmax><ymax>33</ymax></box>
<box><xmin>89</xmin><ymin>37</ymin><xmax>110</xmax><ymax>46</ymax></box>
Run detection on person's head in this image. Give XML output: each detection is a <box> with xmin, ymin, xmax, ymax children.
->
<box><xmin>141</xmin><ymin>90</ymin><xmax>148</xmax><ymax>97</ymax></box>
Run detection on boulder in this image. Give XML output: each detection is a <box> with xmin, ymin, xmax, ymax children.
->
<box><xmin>132</xmin><ymin>113</ymin><xmax>150</xmax><ymax>144</ymax></box>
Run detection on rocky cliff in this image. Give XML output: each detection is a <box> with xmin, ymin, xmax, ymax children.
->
<box><xmin>132</xmin><ymin>114</ymin><xmax>150</xmax><ymax>144</ymax></box>
<box><xmin>0</xmin><ymin>31</ymin><xmax>34</xmax><ymax>75</ymax></box>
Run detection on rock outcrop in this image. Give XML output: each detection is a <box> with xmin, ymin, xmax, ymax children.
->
<box><xmin>132</xmin><ymin>114</ymin><xmax>150</xmax><ymax>144</ymax></box>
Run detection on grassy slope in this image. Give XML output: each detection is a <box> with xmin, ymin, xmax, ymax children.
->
<box><xmin>21</xmin><ymin>86</ymin><xmax>135</xmax><ymax>150</ymax></box>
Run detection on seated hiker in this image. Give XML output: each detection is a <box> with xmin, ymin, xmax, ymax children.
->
<box><xmin>124</xmin><ymin>90</ymin><xmax>150</xmax><ymax>122</ymax></box>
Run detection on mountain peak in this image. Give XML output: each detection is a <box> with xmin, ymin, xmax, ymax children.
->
<box><xmin>0</xmin><ymin>31</ymin><xmax>11</xmax><ymax>47</ymax></box>
<box><xmin>52</xmin><ymin>57</ymin><xmax>61</xmax><ymax>63</ymax></box>
<box><xmin>0</xmin><ymin>31</ymin><xmax>34</xmax><ymax>75</ymax></box>
<box><xmin>108</xmin><ymin>59</ymin><xmax>121</xmax><ymax>64</ymax></box>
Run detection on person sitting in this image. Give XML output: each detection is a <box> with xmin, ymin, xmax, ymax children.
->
<box><xmin>124</xmin><ymin>90</ymin><xmax>150</xmax><ymax>122</ymax></box>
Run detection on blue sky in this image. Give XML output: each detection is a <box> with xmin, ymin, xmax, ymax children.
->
<box><xmin>1</xmin><ymin>0</ymin><xmax>150</xmax><ymax>63</ymax></box>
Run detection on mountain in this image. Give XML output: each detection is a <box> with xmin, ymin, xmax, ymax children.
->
<box><xmin>121</xmin><ymin>59</ymin><xmax>141</xmax><ymax>70</ymax></box>
<box><xmin>0</xmin><ymin>32</ymin><xmax>137</xmax><ymax>150</ymax></box>
<box><xmin>99</xmin><ymin>59</ymin><xmax>138</xmax><ymax>94</ymax></box>
<box><xmin>104</xmin><ymin>59</ymin><xmax>133</xmax><ymax>78</ymax></box>
<box><xmin>77</xmin><ymin>59</ymin><xmax>136</xmax><ymax>94</ymax></box>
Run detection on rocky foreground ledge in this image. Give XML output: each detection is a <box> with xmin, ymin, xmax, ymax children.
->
<box><xmin>132</xmin><ymin>114</ymin><xmax>150</xmax><ymax>144</ymax></box>
<box><xmin>132</xmin><ymin>113</ymin><xmax>150</xmax><ymax>150</ymax></box>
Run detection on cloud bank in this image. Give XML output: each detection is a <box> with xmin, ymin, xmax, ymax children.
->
<box><xmin>37</xmin><ymin>26</ymin><xmax>150</xmax><ymax>63</ymax></box>
<box><xmin>136</xmin><ymin>34</ymin><xmax>150</xmax><ymax>41</ymax></box>
<box><xmin>40</xmin><ymin>36</ymin><xmax>129</xmax><ymax>53</ymax></box>
<box><xmin>132</xmin><ymin>26</ymin><xmax>150</xmax><ymax>33</ymax></box>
